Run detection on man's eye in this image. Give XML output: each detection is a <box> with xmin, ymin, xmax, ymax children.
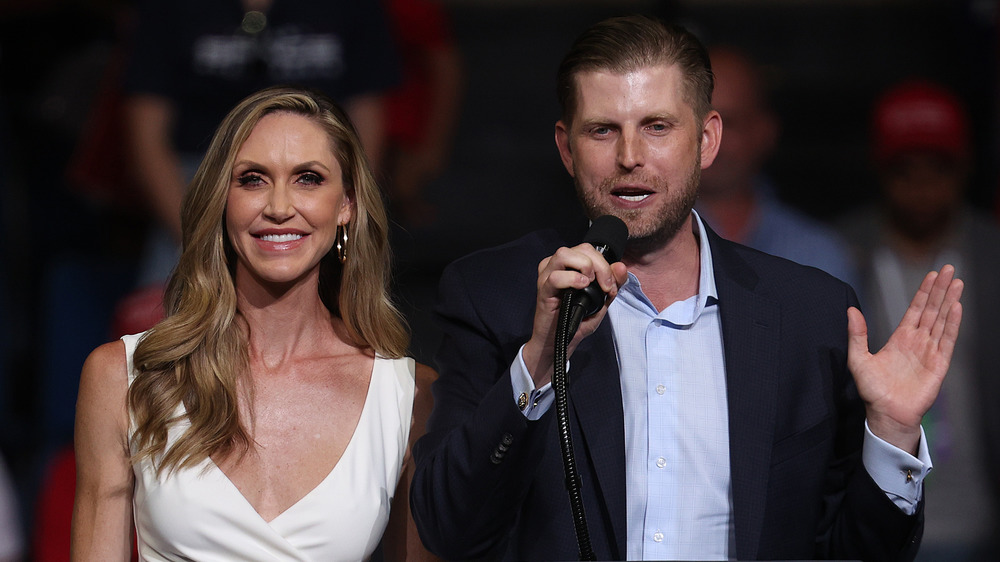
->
<box><xmin>591</xmin><ymin>127</ymin><xmax>611</xmax><ymax>136</ymax></box>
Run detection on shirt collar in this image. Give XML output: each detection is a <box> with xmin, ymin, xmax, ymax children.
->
<box><xmin>617</xmin><ymin>210</ymin><xmax>718</xmax><ymax>323</ymax></box>
<box><xmin>693</xmin><ymin>209</ymin><xmax>719</xmax><ymax>305</ymax></box>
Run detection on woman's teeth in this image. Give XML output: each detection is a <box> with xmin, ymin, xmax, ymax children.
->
<box><xmin>259</xmin><ymin>233</ymin><xmax>303</xmax><ymax>242</ymax></box>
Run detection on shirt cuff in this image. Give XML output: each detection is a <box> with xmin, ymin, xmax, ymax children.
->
<box><xmin>510</xmin><ymin>345</ymin><xmax>554</xmax><ymax>420</ymax></box>
<box><xmin>862</xmin><ymin>420</ymin><xmax>932</xmax><ymax>515</ymax></box>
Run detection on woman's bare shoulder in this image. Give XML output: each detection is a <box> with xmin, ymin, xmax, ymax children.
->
<box><xmin>81</xmin><ymin>340</ymin><xmax>128</xmax><ymax>384</ymax></box>
<box><xmin>86</xmin><ymin>339</ymin><xmax>126</xmax><ymax>367</ymax></box>
<box><xmin>78</xmin><ymin>340</ymin><xmax>130</xmax><ymax>416</ymax></box>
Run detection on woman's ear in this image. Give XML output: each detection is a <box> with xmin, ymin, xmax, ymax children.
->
<box><xmin>339</xmin><ymin>189</ymin><xmax>356</xmax><ymax>225</ymax></box>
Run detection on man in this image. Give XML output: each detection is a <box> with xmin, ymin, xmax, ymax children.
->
<box><xmin>697</xmin><ymin>46</ymin><xmax>857</xmax><ymax>288</ymax></box>
<box><xmin>411</xmin><ymin>16</ymin><xmax>962</xmax><ymax>561</ymax></box>
<box><xmin>838</xmin><ymin>80</ymin><xmax>1000</xmax><ymax>560</ymax></box>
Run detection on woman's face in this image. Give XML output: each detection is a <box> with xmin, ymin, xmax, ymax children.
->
<box><xmin>226</xmin><ymin>111</ymin><xmax>353</xmax><ymax>288</ymax></box>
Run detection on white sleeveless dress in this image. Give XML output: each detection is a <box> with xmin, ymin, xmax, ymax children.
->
<box><xmin>121</xmin><ymin>333</ymin><xmax>415</xmax><ymax>561</ymax></box>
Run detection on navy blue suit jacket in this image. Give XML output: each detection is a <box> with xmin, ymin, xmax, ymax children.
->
<box><xmin>411</xmin><ymin>222</ymin><xmax>922</xmax><ymax>561</ymax></box>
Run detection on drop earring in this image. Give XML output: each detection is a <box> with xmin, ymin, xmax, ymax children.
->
<box><xmin>335</xmin><ymin>223</ymin><xmax>348</xmax><ymax>264</ymax></box>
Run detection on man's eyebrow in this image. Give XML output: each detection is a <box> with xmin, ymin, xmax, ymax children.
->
<box><xmin>641</xmin><ymin>113</ymin><xmax>680</xmax><ymax>124</ymax></box>
<box><xmin>578</xmin><ymin>113</ymin><xmax>681</xmax><ymax>127</ymax></box>
<box><xmin>577</xmin><ymin>117</ymin><xmax>616</xmax><ymax>128</ymax></box>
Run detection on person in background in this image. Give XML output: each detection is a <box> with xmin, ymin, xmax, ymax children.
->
<box><xmin>696</xmin><ymin>46</ymin><xmax>857</xmax><ymax>288</ymax></box>
<box><xmin>123</xmin><ymin>0</ymin><xmax>400</xmax><ymax>287</ymax></box>
<box><xmin>383</xmin><ymin>0</ymin><xmax>463</xmax><ymax>228</ymax></box>
<box><xmin>72</xmin><ymin>86</ymin><xmax>435</xmax><ymax>561</ymax></box>
<box><xmin>838</xmin><ymin>79</ymin><xmax>1000</xmax><ymax>561</ymax></box>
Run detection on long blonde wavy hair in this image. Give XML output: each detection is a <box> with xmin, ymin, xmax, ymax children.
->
<box><xmin>128</xmin><ymin>86</ymin><xmax>409</xmax><ymax>474</ymax></box>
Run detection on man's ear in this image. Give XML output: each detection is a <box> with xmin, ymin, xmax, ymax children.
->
<box><xmin>699</xmin><ymin>110</ymin><xmax>723</xmax><ymax>170</ymax></box>
<box><xmin>554</xmin><ymin>120</ymin><xmax>576</xmax><ymax>177</ymax></box>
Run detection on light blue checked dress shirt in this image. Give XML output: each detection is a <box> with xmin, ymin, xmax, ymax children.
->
<box><xmin>610</xmin><ymin>215</ymin><xmax>731</xmax><ymax>560</ymax></box>
<box><xmin>510</xmin><ymin>211</ymin><xmax>930</xmax><ymax>559</ymax></box>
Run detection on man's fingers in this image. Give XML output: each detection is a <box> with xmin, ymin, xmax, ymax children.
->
<box><xmin>546</xmin><ymin>269</ymin><xmax>594</xmax><ymax>291</ymax></box>
<box><xmin>918</xmin><ymin>264</ymin><xmax>956</xmax><ymax>331</ymax></box>
<box><xmin>930</xmin><ymin>277</ymin><xmax>964</xmax><ymax>341</ymax></box>
<box><xmin>898</xmin><ymin>270</ymin><xmax>936</xmax><ymax>330</ymax></box>
<box><xmin>936</xmin><ymin>300</ymin><xmax>963</xmax><ymax>362</ymax></box>
<box><xmin>538</xmin><ymin>256</ymin><xmax>551</xmax><ymax>275</ymax></box>
<box><xmin>610</xmin><ymin>262</ymin><xmax>628</xmax><ymax>294</ymax></box>
<box><xmin>539</xmin><ymin>244</ymin><xmax>617</xmax><ymax>293</ymax></box>
<box><xmin>846</xmin><ymin>306</ymin><xmax>871</xmax><ymax>369</ymax></box>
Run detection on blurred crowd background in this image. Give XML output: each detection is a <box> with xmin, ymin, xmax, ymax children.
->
<box><xmin>0</xmin><ymin>0</ymin><xmax>998</xmax><ymax>559</ymax></box>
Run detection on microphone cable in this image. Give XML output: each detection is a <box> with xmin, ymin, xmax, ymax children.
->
<box><xmin>553</xmin><ymin>289</ymin><xmax>596</xmax><ymax>561</ymax></box>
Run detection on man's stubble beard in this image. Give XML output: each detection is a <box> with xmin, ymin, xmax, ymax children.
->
<box><xmin>575</xmin><ymin>161</ymin><xmax>701</xmax><ymax>257</ymax></box>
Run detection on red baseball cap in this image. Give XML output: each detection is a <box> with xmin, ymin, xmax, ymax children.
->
<box><xmin>872</xmin><ymin>80</ymin><xmax>969</xmax><ymax>163</ymax></box>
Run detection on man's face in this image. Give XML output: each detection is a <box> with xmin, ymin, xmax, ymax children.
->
<box><xmin>881</xmin><ymin>151</ymin><xmax>966</xmax><ymax>239</ymax></box>
<box><xmin>555</xmin><ymin>64</ymin><xmax>721</xmax><ymax>251</ymax></box>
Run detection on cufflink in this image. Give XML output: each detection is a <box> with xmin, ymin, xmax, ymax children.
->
<box><xmin>518</xmin><ymin>392</ymin><xmax>529</xmax><ymax>411</ymax></box>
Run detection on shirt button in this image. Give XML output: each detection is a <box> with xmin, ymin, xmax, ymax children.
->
<box><xmin>653</xmin><ymin>530</ymin><xmax>664</xmax><ymax>542</ymax></box>
<box><xmin>655</xmin><ymin>384</ymin><xmax>665</xmax><ymax>395</ymax></box>
<box><xmin>656</xmin><ymin>457</ymin><xmax>667</xmax><ymax>469</ymax></box>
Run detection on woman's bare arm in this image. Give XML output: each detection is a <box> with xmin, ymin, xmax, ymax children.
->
<box><xmin>383</xmin><ymin>362</ymin><xmax>439</xmax><ymax>561</ymax></box>
<box><xmin>70</xmin><ymin>341</ymin><xmax>135</xmax><ymax>561</ymax></box>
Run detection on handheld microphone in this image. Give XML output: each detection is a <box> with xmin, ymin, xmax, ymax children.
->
<box><xmin>553</xmin><ymin>214</ymin><xmax>627</xmax><ymax>561</ymax></box>
<box><xmin>566</xmin><ymin>215</ymin><xmax>629</xmax><ymax>321</ymax></box>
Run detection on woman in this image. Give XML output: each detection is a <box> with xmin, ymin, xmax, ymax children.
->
<box><xmin>71</xmin><ymin>86</ymin><xmax>436</xmax><ymax>560</ymax></box>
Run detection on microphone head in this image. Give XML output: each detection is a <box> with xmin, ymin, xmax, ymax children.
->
<box><xmin>584</xmin><ymin>215</ymin><xmax>629</xmax><ymax>263</ymax></box>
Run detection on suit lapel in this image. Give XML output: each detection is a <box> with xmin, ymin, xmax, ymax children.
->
<box><xmin>710</xmin><ymin>233</ymin><xmax>782</xmax><ymax>560</ymax></box>
<box><xmin>568</xmin><ymin>320</ymin><xmax>627</xmax><ymax>557</ymax></box>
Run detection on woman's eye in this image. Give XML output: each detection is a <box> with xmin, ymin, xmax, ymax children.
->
<box><xmin>236</xmin><ymin>173</ymin><xmax>264</xmax><ymax>187</ymax></box>
<box><xmin>298</xmin><ymin>172</ymin><xmax>324</xmax><ymax>185</ymax></box>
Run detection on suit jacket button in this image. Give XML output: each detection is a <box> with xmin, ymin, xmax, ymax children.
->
<box><xmin>501</xmin><ymin>433</ymin><xmax>513</xmax><ymax>446</ymax></box>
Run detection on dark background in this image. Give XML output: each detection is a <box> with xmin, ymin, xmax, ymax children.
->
<box><xmin>0</xmin><ymin>0</ymin><xmax>996</xmax><ymax>556</ymax></box>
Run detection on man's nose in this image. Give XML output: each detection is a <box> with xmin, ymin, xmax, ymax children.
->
<box><xmin>617</xmin><ymin>130</ymin><xmax>645</xmax><ymax>170</ymax></box>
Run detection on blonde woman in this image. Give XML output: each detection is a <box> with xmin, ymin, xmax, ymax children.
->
<box><xmin>71</xmin><ymin>86</ymin><xmax>435</xmax><ymax>561</ymax></box>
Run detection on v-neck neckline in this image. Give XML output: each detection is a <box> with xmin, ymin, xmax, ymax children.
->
<box><xmin>207</xmin><ymin>356</ymin><xmax>378</xmax><ymax>524</ymax></box>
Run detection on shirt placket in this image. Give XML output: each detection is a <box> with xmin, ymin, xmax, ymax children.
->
<box><xmin>643</xmin><ymin>318</ymin><xmax>678</xmax><ymax>559</ymax></box>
